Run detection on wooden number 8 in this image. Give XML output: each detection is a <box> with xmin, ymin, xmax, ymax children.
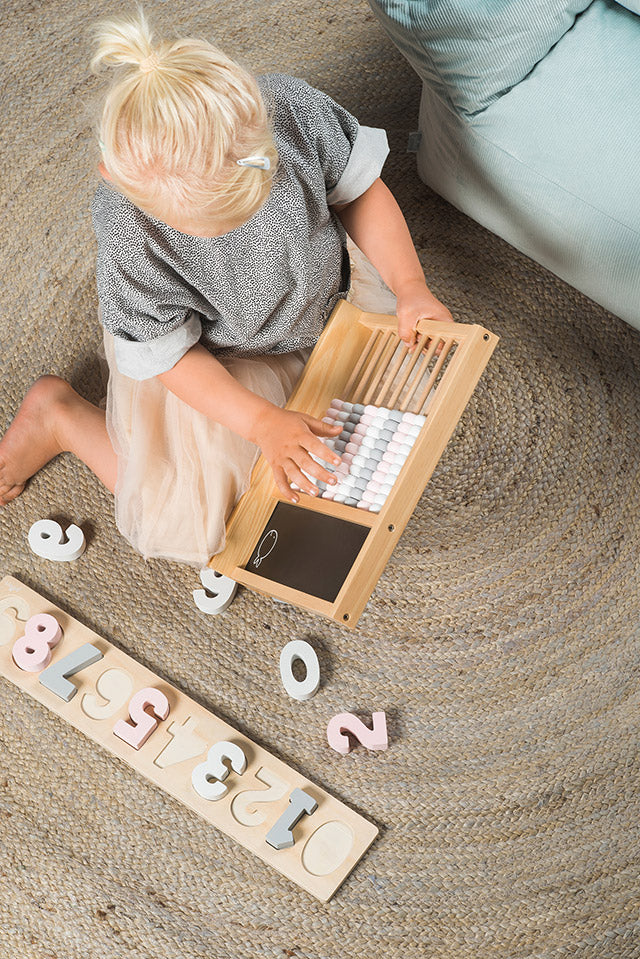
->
<box><xmin>12</xmin><ymin>614</ymin><xmax>62</xmax><ymax>672</ymax></box>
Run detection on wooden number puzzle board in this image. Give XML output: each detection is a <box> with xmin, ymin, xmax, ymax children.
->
<box><xmin>0</xmin><ymin>576</ymin><xmax>378</xmax><ymax>901</ymax></box>
<box><xmin>212</xmin><ymin>300</ymin><xmax>499</xmax><ymax>627</ymax></box>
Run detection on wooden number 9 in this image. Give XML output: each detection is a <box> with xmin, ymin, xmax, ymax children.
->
<box><xmin>0</xmin><ymin>596</ymin><xmax>31</xmax><ymax>647</ymax></box>
<box><xmin>12</xmin><ymin>614</ymin><xmax>62</xmax><ymax>672</ymax></box>
<box><xmin>113</xmin><ymin>687</ymin><xmax>170</xmax><ymax>750</ymax></box>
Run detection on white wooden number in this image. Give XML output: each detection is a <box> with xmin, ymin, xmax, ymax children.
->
<box><xmin>193</xmin><ymin>569</ymin><xmax>237</xmax><ymax>615</ymax></box>
<box><xmin>192</xmin><ymin>741</ymin><xmax>247</xmax><ymax>801</ymax></box>
<box><xmin>28</xmin><ymin>519</ymin><xmax>86</xmax><ymax>562</ymax></box>
<box><xmin>279</xmin><ymin>640</ymin><xmax>320</xmax><ymax>701</ymax></box>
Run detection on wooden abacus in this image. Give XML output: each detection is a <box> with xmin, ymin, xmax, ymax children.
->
<box><xmin>211</xmin><ymin>300</ymin><xmax>498</xmax><ymax>627</ymax></box>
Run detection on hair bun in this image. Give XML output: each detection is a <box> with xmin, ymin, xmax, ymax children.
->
<box><xmin>90</xmin><ymin>9</ymin><xmax>157</xmax><ymax>73</ymax></box>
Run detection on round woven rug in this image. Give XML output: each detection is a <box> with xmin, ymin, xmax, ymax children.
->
<box><xmin>1</xmin><ymin>1</ymin><xmax>639</xmax><ymax>957</ymax></box>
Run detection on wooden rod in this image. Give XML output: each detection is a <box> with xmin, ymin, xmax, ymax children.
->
<box><xmin>415</xmin><ymin>340</ymin><xmax>455</xmax><ymax>412</ymax></box>
<box><xmin>389</xmin><ymin>335</ymin><xmax>437</xmax><ymax>409</ymax></box>
<box><xmin>362</xmin><ymin>334</ymin><xmax>398</xmax><ymax>406</ymax></box>
<box><xmin>352</xmin><ymin>330</ymin><xmax>391</xmax><ymax>404</ymax></box>
<box><xmin>343</xmin><ymin>328</ymin><xmax>379</xmax><ymax>399</ymax></box>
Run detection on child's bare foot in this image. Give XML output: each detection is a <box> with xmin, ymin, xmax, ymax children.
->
<box><xmin>0</xmin><ymin>376</ymin><xmax>75</xmax><ymax>505</ymax></box>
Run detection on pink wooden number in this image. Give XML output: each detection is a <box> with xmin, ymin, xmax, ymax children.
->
<box><xmin>326</xmin><ymin>711</ymin><xmax>388</xmax><ymax>755</ymax></box>
<box><xmin>113</xmin><ymin>687</ymin><xmax>170</xmax><ymax>750</ymax></box>
<box><xmin>12</xmin><ymin>614</ymin><xmax>62</xmax><ymax>672</ymax></box>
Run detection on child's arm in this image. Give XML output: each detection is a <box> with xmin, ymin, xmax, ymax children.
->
<box><xmin>157</xmin><ymin>344</ymin><xmax>341</xmax><ymax>502</ymax></box>
<box><xmin>333</xmin><ymin>178</ymin><xmax>453</xmax><ymax>349</ymax></box>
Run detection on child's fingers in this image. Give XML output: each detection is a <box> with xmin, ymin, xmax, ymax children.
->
<box><xmin>283</xmin><ymin>459</ymin><xmax>321</xmax><ymax>497</ymax></box>
<box><xmin>296</xmin><ymin>447</ymin><xmax>340</xmax><ymax>488</ymax></box>
<box><xmin>305</xmin><ymin>416</ymin><xmax>342</xmax><ymax>439</ymax></box>
<box><xmin>272</xmin><ymin>465</ymin><xmax>299</xmax><ymax>503</ymax></box>
<box><xmin>398</xmin><ymin>324</ymin><xmax>419</xmax><ymax>353</ymax></box>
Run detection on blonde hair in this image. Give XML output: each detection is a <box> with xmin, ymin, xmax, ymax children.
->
<box><xmin>90</xmin><ymin>9</ymin><xmax>277</xmax><ymax>229</ymax></box>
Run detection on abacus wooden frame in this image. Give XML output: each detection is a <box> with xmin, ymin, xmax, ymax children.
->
<box><xmin>209</xmin><ymin>300</ymin><xmax>498</xmax><ymax>627</ymax></box>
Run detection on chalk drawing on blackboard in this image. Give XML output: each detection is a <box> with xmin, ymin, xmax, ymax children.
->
<box><xmin>253</xmin><ymin>529</ymin><xmax>278</xmax><ymax>568</ymax></box>
<box><xmin>245</xmin><ymin>503</ymin><xmax>370</xmax><ymax>603</ymax></box>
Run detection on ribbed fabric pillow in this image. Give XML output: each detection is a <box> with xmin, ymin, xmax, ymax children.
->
<box><xmin>368</xmin><ymin>0</ymin><xmax>593</xmax><ymax>116</ymax></box>
<box><xmin>612</xmin><ymin>0</ymin><xmax>640</xmax><ymax>12</ymax></box>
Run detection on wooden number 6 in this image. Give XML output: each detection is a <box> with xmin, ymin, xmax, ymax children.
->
<box><xmin>113</xmin><ymin>687</ymin><xmax>170</xmax><ymax>750</ymax></box>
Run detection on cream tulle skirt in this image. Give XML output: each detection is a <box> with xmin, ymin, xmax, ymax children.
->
<box><xmin>103</xmin><ymin>241</ymin><xmax>397</xmax><ymax>566</ymax></box>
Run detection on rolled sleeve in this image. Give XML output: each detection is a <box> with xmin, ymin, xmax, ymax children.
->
<box><xmin>326</xmin><ymin>125</ymin><xmax>390</xmax><ymax>206</ymax></box>
<box><xmin>111</xmin><ymin>311</ymin><xmax>203</xmax><ymax>380</ymax></box>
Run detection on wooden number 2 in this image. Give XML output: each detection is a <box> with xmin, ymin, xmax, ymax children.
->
<box><xmin>113</xmin><ymin>688</ymin><xmax>170</xmax><ymax>750</ymax></box>
<box><xmin>231</xmin><ymin>766</ymin><xmax>289</xmax><ymax>826</ymax></box>
<box><xmin>326</xmin><ymin>711</ymin><xmax>388</xmax><ymax>754</ymax></box>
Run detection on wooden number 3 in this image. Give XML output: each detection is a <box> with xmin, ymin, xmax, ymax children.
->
<box><xmin>113</xmin><ymin>687</ymin><xmax>170</xmax><ymax>750</ymax></box>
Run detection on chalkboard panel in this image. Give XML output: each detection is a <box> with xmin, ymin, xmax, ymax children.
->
<box><xmin>245</xmin><ymin>503</ymin><xmax>370</xmax><ymax>603</ymax></box>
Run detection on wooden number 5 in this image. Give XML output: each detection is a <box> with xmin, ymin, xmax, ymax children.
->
<box><xmin>113</xmin><ymin>687</ymin><xmax>170</xmax><ymax>750</ymax></box>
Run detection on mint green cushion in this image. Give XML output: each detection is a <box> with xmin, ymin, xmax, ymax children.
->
<box><xmin>414</xmin><ymin>0</ymin><xmax>640</xmax><ymax>326</ymax></box>
<box><xmin>369</xmin><ymin>0</ymin><xmax>591</xmax><ymax>116</ymax></box>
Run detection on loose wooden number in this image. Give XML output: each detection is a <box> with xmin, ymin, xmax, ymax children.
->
<box><xmin>28</xmin><ymin>519</ymin><xmax>86</xmax><ymax>562</ymax></box>
<box><xmin>279</xmin><ymin>640</ymin><xmax>320</xmax><ymax>701</ymax></box>
<box><xmin>326</xmin><ymin>711</ymin><xmax>388</xmax><ymax>754</ymax></box>
<box><xmin>193</xmin><ymin>569</ymin><xmax>237</xmax><ymax>615</ymax></box>
<box><xmin>113</xmin><ymin>688</ymin><xmax>170</xmax><ymax>750</ymax></box>
<box><xmin>12</xmin><ymin>614</ymin><xmax>62</xmax><ymax>672</ymax></box>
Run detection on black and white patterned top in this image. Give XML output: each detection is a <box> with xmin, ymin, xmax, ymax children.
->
<box><xmin>91</xmin><ymin>73</ymin><xmax>389</xmax><ymax>380</ymax></box>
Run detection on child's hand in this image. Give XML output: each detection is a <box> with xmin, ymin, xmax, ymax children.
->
<box><xmin>253</xmin><ymin>407</ymin><xmax>342</xmax><ymax>503</ymax></box>
<box><xmin>396</xmin><ymin>280</ymin><xmax>454</xmax><ymax>351</ymax></box>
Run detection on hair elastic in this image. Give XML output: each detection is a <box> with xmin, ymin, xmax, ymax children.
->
<box><xmin>236</xmin><ymin>155</ymin><xmax>271</xmax><ymax>171</ymax></box>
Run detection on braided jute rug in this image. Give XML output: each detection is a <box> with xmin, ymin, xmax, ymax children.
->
<box><xmin>1</xmin><ymin>1</ymin><xmax>639</xmax><ymax>956</ymax></box>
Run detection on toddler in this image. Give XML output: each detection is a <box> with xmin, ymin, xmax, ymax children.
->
<box><xmin>0</xmin><ymin>9</ymin><xmax>453</xmax><ymax>565</ymax></box>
